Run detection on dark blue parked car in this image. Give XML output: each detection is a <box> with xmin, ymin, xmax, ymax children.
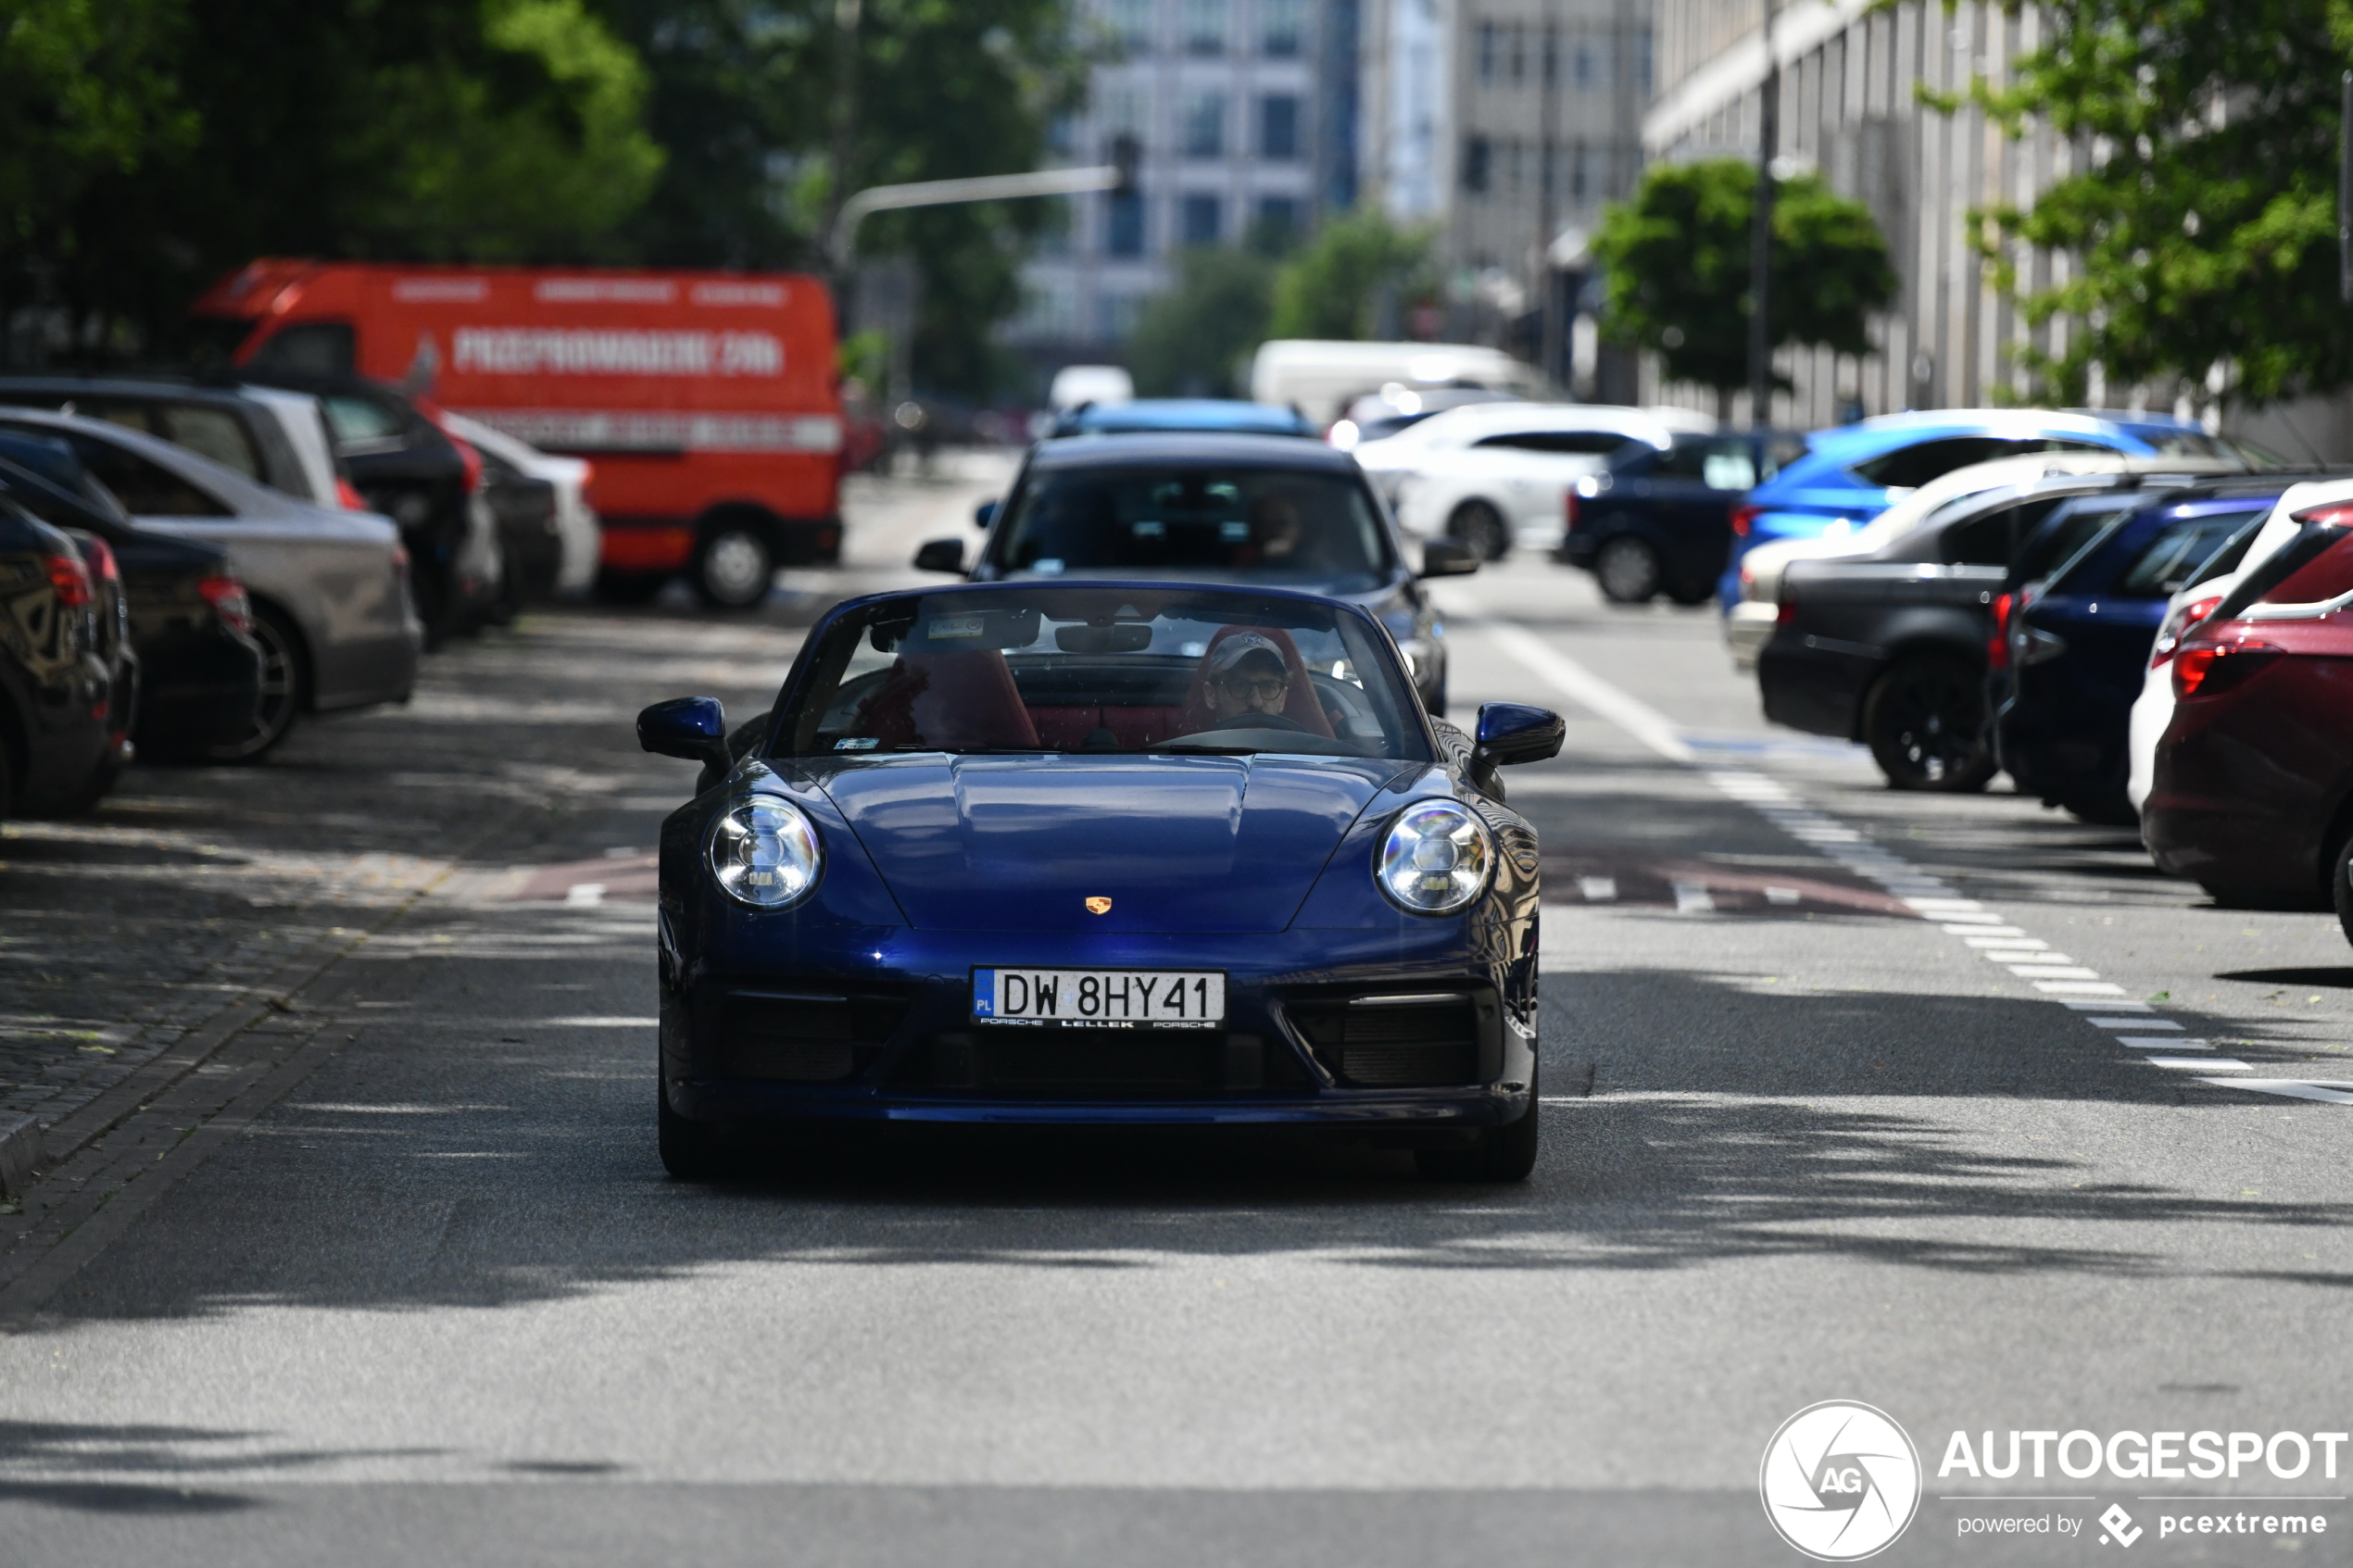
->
<box><xmin>1718</xmin><ymin>410</ymin><xmax>2263</xmax><ymax>608</ymax></box>
<box><xmin>1558</xmin><ymin>428</ymin><xmax>1810</xmax><ymax>604</ymax></box>
<box><xmin>1994</xmin><ymin>479</ymin><xmax>2295</xmax><ymax>822</ymax></box>
<box><xmin>638</xmin><ymin>581</ymin><xmax>1563</xmax><ymax>1181</ymax></box>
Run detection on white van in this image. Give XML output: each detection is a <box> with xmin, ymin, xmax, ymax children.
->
<box><xmin>1248</xmin><ymin>341</ymin><xmax>1549</xmax><ymax>429</ymax></box>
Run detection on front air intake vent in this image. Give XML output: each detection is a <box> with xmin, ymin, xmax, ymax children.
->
<box><xmin>1286</xmin><ymin>992</ymin><xmax>1486</xmax><ymax>1087</ymax></box>
<box><xmin>714</xmin><ymin>988</ymin><xmax>910</xmax><ymax>1082</ymax></box>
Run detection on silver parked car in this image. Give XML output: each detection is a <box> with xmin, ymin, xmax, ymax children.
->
<box><xmin>0</xmin><ymin>408</ymin><xmax>421</xmax><ymax>759</ymax></box>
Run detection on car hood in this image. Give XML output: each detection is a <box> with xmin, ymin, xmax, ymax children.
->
<box><xmin>815</xmin><ymin>753</ymin><xmax>1411</xmax><ymax>932</ymax></box>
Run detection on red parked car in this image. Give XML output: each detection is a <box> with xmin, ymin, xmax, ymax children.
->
<box><xmin>2144</xmin><ymin>500</ymin><xmax>2353</xmax><ymax>930</ymax></box>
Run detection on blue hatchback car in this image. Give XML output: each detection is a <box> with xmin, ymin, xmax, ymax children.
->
<box><xmin>1718</xmin><ymin>409</ymin><xmax>2256</xmax><ymax>608</ymax></box>
<box><xmin>1994</xmin><ymin>480</ymin><xmax>2293</xmax><ymax>822</ymax></box>
<box><xmin>637</xmin><ymin>581</ymin><xmax>1563</xmax><ymax>1181</ymax></box>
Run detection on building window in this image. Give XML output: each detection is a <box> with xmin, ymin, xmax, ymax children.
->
<box><xmin>1106</xmin><ymin>189</ymin><xmax>1147</xmax><ymax>256</ymax></box>
<box><xmin>1476</xmin><ymin>23</ymin><xmax>1498</xmax><ymax>82</ymax></box>
<box><xmin>1182</xmin><ymin>0</ymin><xmax>1227</xmax><ymax>56</ymax></box>
<box><xmin>1262</xmin><ymin>0</ymin><xmax>1305</xmax><ymax>56</ymax></box>
<box><xmin>1254</xmin><ymin>195</ymin><xmax>1302</xmax><ymax>244</ymax></box>
<box><xmin>1181</xmin><ymin>91</ymin><xmax>1227</xmax><ymax>157</ymax></box>
<box><xmin>1461</xmin><ymin>134</ymin><xmax>1491</xmax><ymax>194</ymax></box>
<box><xmin>1636</xmin><ymin>28</ymin><xmax>1653</xmax><ymax>94</ymax></box>
<box><xmin>1100</xmin><ymin>87</ymin><xmax>1146</xmax><ymax>141</ymax></box>
<box><xmin>1504</xmin><ymin>140</ymin><xmax>1524</xmax><ymax>194</ymax></box>
<box><xmin>1260</xmin><ymin>94</ymin><xmax>1301</xmax><ymax>160</ymax></box>
<box><xmin>1570</xmin><ymin>142</ymin><xmax>1589</xmax><ymax>205</ymax></box>
<box><xmin>1180</xmin><ymin>194</ymin><xmax>1222</xmax><ymax>245</ymax></box>
<box><xmin>1574</xmin><ymin>39</ymin><xmax>1594</xmax><ymax>88</ymax></box>
<box><xmin>1106</xmin><ymin>0</ymin><xmax>1152</xmax><ymax>54</ymax></box>
<box><xmin>1508</xmin><ymin>24</ymin><xmax>1527</xmax><ymax>83</ymax></box>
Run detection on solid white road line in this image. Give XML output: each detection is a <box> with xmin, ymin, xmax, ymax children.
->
<box><xmin>2121</xmin><ymin>1035</ymin><xmax>2209</xmax><ymax>1049</ymax></box>
<box><xmin>1672</xmin><ymin>882</ymin><xmax>1715</xmax><ymax>913</ymax></box>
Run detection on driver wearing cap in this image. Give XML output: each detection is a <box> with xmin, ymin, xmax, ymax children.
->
<box><xmin>1203</xmin><ymin>632</ymin><xmax>1295</xmax><ymax>724</ymax></box>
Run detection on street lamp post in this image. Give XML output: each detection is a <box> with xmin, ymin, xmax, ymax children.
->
<box><xmin>1747</xmin><ymin>0</ymin><xmax>1780</xmax><ymax>428</ymax></box>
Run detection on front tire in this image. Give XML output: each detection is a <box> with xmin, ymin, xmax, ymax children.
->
<box><xmin>1448</xmin><ymin>501</ymin><xmax>1511</xmax><ymax>562</ymax></box>
<box><xmin>1862</xmin><ymin>657</ymin><xmax>1995</xmax><ymax>793</ymax></box>
<box><xmin>1594</xmin><ymin>535</ymin><xmax>1663</xmax><ymax>604</ymax></box>
<box><xmin>2332</xmin><ymin>832</ymin><xmax>2353</xmax><ymax>951</ymax></box>
<box><xmin>208</xmin><ymin>608</ymin><xmax>305</xmax><ymax>763</ymax></box>
<box><xmin>1417</xmin><ymin>1061</ymin><xmax>1540</xmax><ymax>1182</ymax></box>
<box><xmin>693</xmin><ymin>520</ymin><xmax>776</xmax><ymax>610</ymax></box>
<box><xmin>658</xmin><ymin>1083</ymin><xmax>735</xmax><ymax>1179</ymax></box>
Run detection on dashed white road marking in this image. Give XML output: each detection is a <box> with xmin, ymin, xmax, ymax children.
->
<box><xmin>1765</xmin><ymin>885</ymin><xmax>1801</xmax><ymax>905</ymax></box>
<box><xmin>1578</xmin><ymin>875</ymin><xmax>1617</xmax><ymax>903</ymax></box>
<box><xmin>2122</xmin><ymin>1035</ymin><xmax>2208</xmax><ymax>1049</ymax></box>
<box><xmin>1672</xmin><ymin>882</ymin><xmax>1715</xmax><ymax>913</ymax></box>
<box><xmin>1484</xmin><ymin>618</ymin><xmax>2343</xmax><ymax>1109</ymax></box>
<box><xmin>565</xmin><ymin>883</ymin><xmax>607</xmax><ymax>907</ymax></box>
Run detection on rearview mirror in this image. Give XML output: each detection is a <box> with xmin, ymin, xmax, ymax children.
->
<box><xmin>912</xmin><ymin>538</ymin><xmax>965</xmax><ymax>573</ymax></box>
<box><xmin>1473</xmin><ymin>702</ymin><xmax>1564</xmax><ymax>767</ymax></box>
<box><xmin>974</xmin><ymin>498</ymin><xmax>998</xmax><ymax>530</ymax></box>
<box><xmin>638</xmin><ymin>696</ymin><xmax>727</xmax><ymax>767</ymax></box>
<box><xmin>1421</xmin><ymin>538</ymin><xmax>1480</xmax><ymax>577</ymax></box>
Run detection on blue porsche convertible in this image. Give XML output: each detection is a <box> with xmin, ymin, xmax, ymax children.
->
<box><xmin>637</xmin><ymin>581</ymin><xmax>1563</xmax><ymax>1180</ymax></box>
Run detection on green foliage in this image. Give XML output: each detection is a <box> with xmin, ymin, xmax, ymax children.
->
<box><xmin>1128</xmin><ymin>245</ymin><xmax>1277</xmax><ymax>395</ymax></box>
<box><xmin>4</xmin><ymin>0</ymin><xmax>1087</xmax><ymax>395</ymax></box>
<box><xmin>0</xmin><ymin>0</ymin><xmax>195</xmax><ymax>242</ymax></box>
<box><xmin>1592</xmin><ymin>157</ymin><xmax>1896</xmax><ymax>396</ymax></box>
<box><xmin>1267</xmin><ymin>207</ymin><xmax>1438</xmax><ymax>340</ymax></box>
<box><xmin>1941</xmin><ymin>0</ymin><xmax>2353</xmax><ymax>406</ymax></box>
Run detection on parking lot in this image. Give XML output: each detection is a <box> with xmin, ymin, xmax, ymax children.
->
<box><xmin>2</xmin><ymin>455</ymin><xmax>2348</xmax><ymax>1566</ymax></box>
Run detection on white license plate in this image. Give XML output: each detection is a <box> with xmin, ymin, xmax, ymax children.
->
<box><xmin>971</xmin><ymin>968</ymin><xmax>1225</xmax><ymax>1029</ymax></box>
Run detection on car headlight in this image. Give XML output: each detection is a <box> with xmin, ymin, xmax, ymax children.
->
<box><xmin>707</xmin><ymin>796</ymin><xmax>822</xmax><ymax>909</ymax></box>
<box><xmin>1375</xmin><ymin>799</ymin><xmax>1492</xmax><ymax>915</ymax></box>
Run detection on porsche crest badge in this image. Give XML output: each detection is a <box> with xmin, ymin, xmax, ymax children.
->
<box><xmin>1084</xmin><ymin>896</ymin><xmax>1114</xmax><ymax>915</ymax></box>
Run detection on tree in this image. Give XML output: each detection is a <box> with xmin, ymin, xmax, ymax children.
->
<box><xmin>8</xmin><ymin>0</ymin><xmax>667</xmax><ymax>359</ymax></box>
<box><xmin>1944</xmin><ymin>0</ymin><xmax>2353</xmax><ymax>407</ymax></box>
<box><xmin>603</xmin><ymin>0</ymin><xmax>1089</xmax><ymax>398</ymax></box>
<box><xmin>1266</xmin><ymin>207</ymin><xmax>1437</xmax><ymax>340</ymax></box>
<box><xmin>1128</xmin><ymin>245</ymin><xmax>1277</xmax><ymax>395</ymax></box>
<box><xmin>1592</xmin><ymin>157</ymin><xmax>1895</xmax><ymax>418</ymax></box>
<box><xmin>0</xmin><ymin>0</ymin><xmax>195</xmax><ymax>247</ymax></box>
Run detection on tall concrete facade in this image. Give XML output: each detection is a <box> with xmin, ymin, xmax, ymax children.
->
<box><xmin>1004</xmin><ymin>0</ymin><xmax>1353</xmax><ymax>369</ymax></box>
<box><xmin>1360</xmin><ymin>0</ymin><xmax>1652</xmax><ymax>371</ymax></box>
<box><xmin>1641</xmin><ymin>0</ymin><xmax>2353</xmax><ymax>455</ymax></box>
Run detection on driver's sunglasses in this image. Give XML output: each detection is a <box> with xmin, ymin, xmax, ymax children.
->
<box><xmin>1216</xmin><ymin>675</ymin><xmax>1290</xmax><ymax>700</ymax></box>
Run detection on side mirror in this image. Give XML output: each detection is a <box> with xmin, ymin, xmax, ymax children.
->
<box><xmin>1473</xmin><ymin>702</ymin><xmax>1564</xmax><ymax>768</ymax></box>
<box><xmin>912</xmin><ymin>538</ymin><xmax>965</xmax><ymax>573</ymax></box>
<box><xmin>638</xmin><ymin>696</ymin><xmax>727</xmax><ymax>767</ymax></box>
<box><xmin>1421</xmin><ymin>538</ymin><xmax>1480</xmax><ymax>577</ymax></box>
<box><xmin>974</xmin><ymin>498</ymin><xmax>998</xmax><ymax>530</ymax></box>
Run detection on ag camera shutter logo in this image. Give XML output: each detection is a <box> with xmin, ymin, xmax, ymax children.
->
<box><xmin>1760</xmin><ymin>1400</ymin><xmax>1922</xmax><ymax>1561</ymax></box>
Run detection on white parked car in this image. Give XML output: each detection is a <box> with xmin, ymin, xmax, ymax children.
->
<box><xmin>2125</xmin><ymin>477</ymin><xmax>2353</xmax><ymax>814</ymax></box>
<box><xmin>1353</xmin><ymin>403</ymin><xmax>1715</xmax><ymax>558</ymax></box>
<box><xmin>1248</xmin><ymin>340</ymin><xmax>1548</xmax><ymax>428</ymax></box>
<box><xmin>438</xmin><ymin>410</ymin><xmax>602</xmax><ymax>596</ymax></box>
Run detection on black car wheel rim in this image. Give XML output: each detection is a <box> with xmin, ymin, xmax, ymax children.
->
<box><xmin>1880</xmin><ymin>667</ymin><xmax>1981</xmax><ymax>784</ymax></box>
<box><xmin>212</xmin><ymin>618</ymin><xmax>298</xmax><ymax>760</ymax></box>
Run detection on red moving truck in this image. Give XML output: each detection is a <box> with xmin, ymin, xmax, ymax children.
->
<box><xmin>191</xmin><ymin>261</ymin><xmax>842</xmax><ymax>608</ymax></box>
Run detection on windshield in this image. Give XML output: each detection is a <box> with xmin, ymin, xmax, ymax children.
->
<box><xmin>781</xmin><ymin>587</ymin><xmax>1429</xmax><ymax>760</ymax></box>
<box><xmin>989</xmin><ymin>465</ymin><xmax>1393</xmax><ymax>589</ymax></box>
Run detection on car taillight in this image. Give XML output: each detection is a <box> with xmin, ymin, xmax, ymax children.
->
<box><xmin>198</xmin><ymin>574</ymin><xmax>254</xmax><ymax>636</ymax></box>
<box><xmin>2149</xmin><ymin>594</ymin><xmax>2222</xmax><ymax>669</ymax></box>
<box><xmin>1565</xmin><ymin>488</ymin><xmax>1580</xmax><ymax>530</ymax></box>
<box><xmin>1986</xmin><ymin>592</ymin><xmax>2014</xmax><ymax>671</ymax></box>
<box><xmin>1730</xmin><ymin>506</ymin><xmax>1760</xmax><ymax>538</ymax></box>
<box><xmin>82</xmin><ymin>536</ymin><xmax>120</xmax><ymax>583</ymax></box>
<box><xmin>44</xmin><ymin>553</ymin><xmax>94</xmax><ymax>608</ymax></box>
<box><xmin>336</xmin><ymin>476</ymin><xmax>369</xmax><ymax>510</ymax></box>
<box><xmin>1776</xmin><ymin>595</ymin><xmax>1798</xmax><ymax>625</ymax></box>
<box><xmin>2173</xmin><ymin>640</ymin><xmax>2280</xmax><ymax>699</ymax></box>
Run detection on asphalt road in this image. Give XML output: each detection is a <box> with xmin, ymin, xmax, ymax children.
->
<box><xmin>3</xmin><ymin>455</ymin><xmax>2349</xmax><ymax>1567</ymax></box>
